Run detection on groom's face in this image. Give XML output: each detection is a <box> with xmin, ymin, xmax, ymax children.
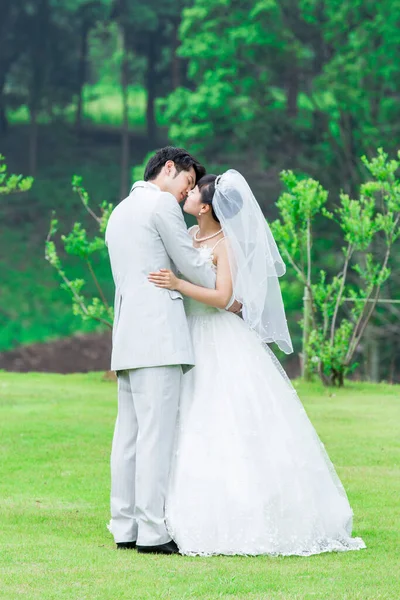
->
<box><xmin>165</xmin><ymin>163</ymin><xmax>196</xmax><ymax>202</ymax></box>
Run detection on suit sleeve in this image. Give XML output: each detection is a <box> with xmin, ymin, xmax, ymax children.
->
<box><xmin>154</xmin><ymin>192</ymin><xmax>216</xmax><ymax>289</ymax></box>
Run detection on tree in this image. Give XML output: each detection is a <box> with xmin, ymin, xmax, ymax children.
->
<box><xmin>272</xmin><ymin>149</ymin><xmax>400</xmax><ymax>386</ymax></box>
<box><xmin>0</xmin><ymin>2</ymin><xmax>31</xmax><ymax>134</ymax></box>
<box><xmin>302</xmin><ymin>0</ymin><xmax>400</xmax><ymax>191</ymax></box>
<box><xmin>123</xmin><ymin>0</ymin><xmax>189</xmax><ymax>142</ymax></box>
<box><xmin>164</xmin><ymin>0</ymin><xmax>400</xmax><ymax>194</ymax></box>
<box><xmin>74</xmin><ymin>1</ymin><xmax>107</xmax><ymax>133</ymax></box>
<box><xmin>164</xmin><ymin>0</ymin><xmax>313</xmax><ymax>163</ymax></box>
<box><xmin>109</xmin><ymin>0</ymin><xmax>189</xmax><ymax>197</ymax></box>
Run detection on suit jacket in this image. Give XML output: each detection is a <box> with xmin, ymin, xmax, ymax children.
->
<box><xmin>105</xmin><ymin>181</ymin><xmax>216</xmax><ymax>372</ymax></box>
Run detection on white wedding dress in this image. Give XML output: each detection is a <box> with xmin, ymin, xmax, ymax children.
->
<box><xmin>165</xmin><ymin>243</ymin><xmax>366</xmax><ymax>556</ymax></box>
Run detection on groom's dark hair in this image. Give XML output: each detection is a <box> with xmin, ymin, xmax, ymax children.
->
<box><xmin>144</xmin><ymin>146</ymin><xmax>206</xmax><ymax>184</ymax></box>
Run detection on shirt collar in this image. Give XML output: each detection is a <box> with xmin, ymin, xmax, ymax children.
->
<box><xmin>130</xmin><ymin>180</ymin><xmax>160</xmax><ymax>193</ymax></box>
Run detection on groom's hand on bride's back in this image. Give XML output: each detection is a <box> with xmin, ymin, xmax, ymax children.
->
<box><xmin>228</xmin><ymin>300</ymin><xmax>242</xmax><ymax>315</ymax></box>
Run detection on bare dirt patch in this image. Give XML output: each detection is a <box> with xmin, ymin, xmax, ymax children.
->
<box><xmin>0</xmin><ymin>333</ymin><xmax>112</xmax><ymax>373</ymax></box>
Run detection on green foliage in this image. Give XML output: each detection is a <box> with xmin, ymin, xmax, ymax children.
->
<box><xmin>273</xmin><ymin>149</ymin><xmax>400</xmax><ymax>386</ymax></box>
<box><xmin>131</xmin><ymin>151</ymin><xmax>155</xmax><ymax>183</ymax></box>
<box><xmin>0</xmin><ymin>155</ymin><xmax>33</xmax><ymax>195</ymax></box>
<box><xmin>164</xmin><ymin>0</ymin><xmax>400</xmax><ymax>190</ymax></box>
<box><xmin>45</xmin><ymin>178</ymin><xmax>114</xmax><ymax>329</ymax></box>
<box><xmin>163</xmin><ymin>0</ymin><xmax>295</xmax><ymax>155</ymax></box>
<box><xmin>273</xmin><ymin>173</ymin><xmax>328</xmax><ymax>277</ymax></box>
<box><xmin>3</xmin><ymin>0</ymin><xmax>400</xmax><ymax>377</ymax></box>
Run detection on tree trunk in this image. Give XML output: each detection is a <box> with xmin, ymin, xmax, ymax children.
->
<box><xmin>146</xmin><ymin>36</ymin><xmax>157</xmax><ymax>144</ymax></box>
<box><xmin>171</xmin><ymin>21</ymin><xmax>181</xmax><ymax>89</ymax></box>
<box><xmin>0</xmin><ymin>105</ymin><xmax>7</xmax><ymax>135</ymax></box>
<box><xmin>287</xmin><ymin>60</ymin><xmax>298</xmax><ymax>119</ymax></box>
<box><xmin>286</xmin><ymin>57</ymin><xmax>299</xmax><ymax>162</ymax></box>
<box><xmin>339</xmin><ymin>111</ymin><xmax>359</xmax><ymax>194</ymax></box>
<box><xmin>388</xmin><ymin>348</ymin><xmax>396</xmax><ymax>384</ymax></box>
<box><xmin>365</xmin><ymin>327</ymin><xmax>380</xmax><ymax>382</ymax></box>
<box><xmin>27</xmin><ymin>0</ymin><xmax>49</xmax><ymax>177</ymax></box>
<box><xmin>29</xmin><ymin>105</ymin><xmax>38</xmax><ymax>176</ymax></box>
<box><xmin>119</xmin><ymin>29</ymin><xmax>130</xmax><ymax>200</ymax></box>
<box><xmin>301</xmin><ymin>285</ymin><xmax>313</xmax><ymax>381</ymax></box>
<box><xmin>75</xmin><ymin>23</ymin><xmax>89</xmax><ymax>134</ymax></box>
<box><xmin>0</xmin><ymin>70</ymin><xmax>8</xmax><ymax>135</ymax></box>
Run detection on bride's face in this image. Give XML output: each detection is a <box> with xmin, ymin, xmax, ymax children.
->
<box><xmin>183</xmin><ymin>185</ymin><xmax>203</xmax><ymax>216</ymax></box>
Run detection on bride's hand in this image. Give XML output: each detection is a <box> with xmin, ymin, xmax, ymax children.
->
<box><xmin>148</xmin><ymin>269</ymin><xmax>180</xmax><ymax>291</ymax></box>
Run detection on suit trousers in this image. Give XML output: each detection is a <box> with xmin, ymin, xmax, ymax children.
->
<box><xmin>109</xmin><ymin>365</ymin><xmax>182</xmax><ymax>545</ymax></box>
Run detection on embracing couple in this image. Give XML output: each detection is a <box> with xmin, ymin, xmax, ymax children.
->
<box><xmin>105</xmin><ymin>146</ymin><xmax>365</xmax><ymax>556</ymax></box>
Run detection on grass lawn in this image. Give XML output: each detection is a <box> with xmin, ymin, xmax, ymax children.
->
<box><xmin>0</xmin><ymin>374</ymin><xmax>399</xmax><ymax>600</ymax></box>
<box><xmin>7</xmin><ymin>83</ymin><xmax>166</xmax><ymax>130</ymax></box>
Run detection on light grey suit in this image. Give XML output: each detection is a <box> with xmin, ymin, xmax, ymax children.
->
<box><xmin>105</xmin><ymin>181</ymin><xmax>216</xmax><ymax>546</ymax></box>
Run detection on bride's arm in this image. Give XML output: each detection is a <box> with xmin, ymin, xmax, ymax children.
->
<box><xmin>148</xmin><ymin>241</ymin><xmax>233</xmax><ymax>310</ymax></box>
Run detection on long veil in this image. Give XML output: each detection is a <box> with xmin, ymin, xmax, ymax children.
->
<box><xmin>212</xmin><ymin>169</ymin><xmax>293</xmax><ymax>354</ymax></box>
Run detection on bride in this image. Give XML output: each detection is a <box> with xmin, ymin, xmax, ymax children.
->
<box><xmin>148</xmin><ymin>170</ymin><xmax>366</xmax><ymax>557</ymax></box>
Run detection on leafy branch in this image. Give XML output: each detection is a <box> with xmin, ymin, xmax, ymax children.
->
<box><xmin>45</xmin><ymin>177</ymin><xmax>114</xmax><ymax>329</ymax></box>
<box><xmin>0</xmin><ymin>155</ymin><xmax>34</xmax><ymax>195</ymax></box>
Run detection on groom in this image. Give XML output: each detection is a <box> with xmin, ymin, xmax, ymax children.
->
<box><xmin>105</xmin><ymin>147</ymin><xmax>217</xmax><ymax>554</ymax></box>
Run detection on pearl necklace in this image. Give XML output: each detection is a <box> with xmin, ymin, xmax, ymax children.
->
<box><xmin>194</xmin><ymin>227</ymin><xmax>223</xmax><ymax>243</ymax></box>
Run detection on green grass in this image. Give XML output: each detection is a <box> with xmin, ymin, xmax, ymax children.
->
<box><xmin>0</xmin><ymin>375</ymin><xmax>399</xmax><ymax>599</ymax></box>
<box><xmin>7</xmin><ymin>83</ymin><xmax>167</xmax><ymax>130</ymax></box>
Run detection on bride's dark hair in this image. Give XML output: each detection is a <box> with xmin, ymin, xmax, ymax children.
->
<box><xmin>198</xmin><ymin>174</ymin><xmax>220</xmax><ymax>223</ymax></box>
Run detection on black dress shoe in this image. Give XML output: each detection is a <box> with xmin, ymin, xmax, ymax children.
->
<box><xmin>136</xmin><ymin>540</ymin><xmax>179</xmax><ymax>555</ymax></box>
<box><xmin>116</xmin><ymin>541</ymin><xmax>137</xmax><ymax>550</ymax></box>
